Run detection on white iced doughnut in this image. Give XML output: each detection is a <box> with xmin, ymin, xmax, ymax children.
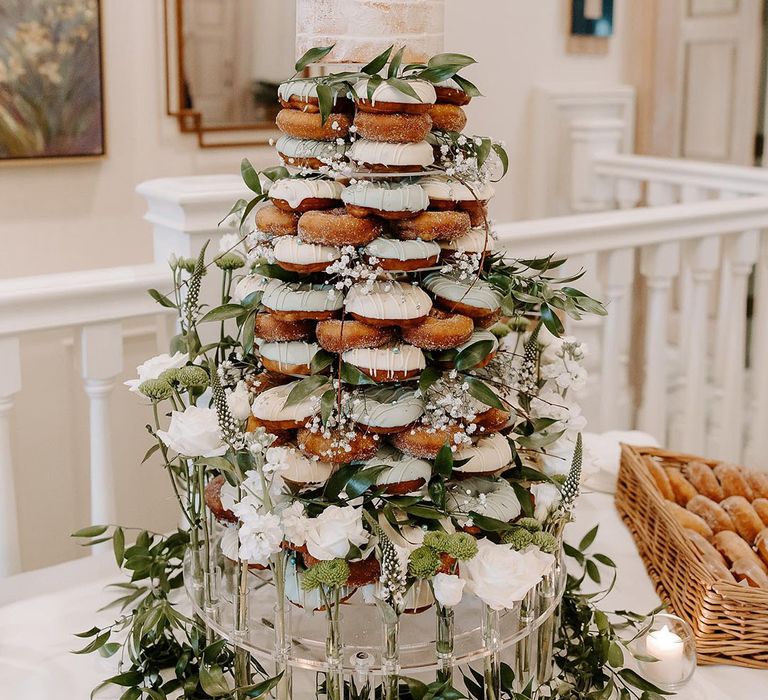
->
<box><xmin>342</xmin><ymin>344</ymin><xmax>426</xmax><ymax>379</ymax></box>
<box><xmin>279</xmin><ymin>446</ymin><xmax>337</xmax><ymax>485</ymax></box>
<box><xmin>258</xmin><ymin>340</ymin><xmax>320</xmax><ymax>372</ymax></box>
<box><xmin>349</xmin><ymin>387</ymin><xmax>425</xmax><ymax>430</ymax></box>
<box><xmin>250</xmin><ymin>381</ymin><xmax>322</xmax><ymax>423</ymax></box>
<box><xmin>342</xmin><ymin>181</ymin><xmax>428</xmax><ymax>213</ymax></box>
<box><xmin>277</xmin><ymin>79</ymin><xmax>347</xmax><ymax>103</ymax></box>
<box><xmin>364</xmin><ymin>237</ymin><xmax>441</xmax><ymax>263</ymax></box>
<box><xmin>353</xmin><ymin>78</ymin><xmax>436</xmax><ymax>106</ymax></box>
<box><xmin>419</xmin><ymin>175</ymin><xmax>495</xmax><ymax>202</ymax></box>
<box><xmin>453</xmin><ymin>330</ymin><xmax>499</xmax><ymax>355</ymax></box>
<box><xmin>269</xmin><ymin>178</ymin><xmax>345</xmax><ymax>209</ymax></box>
<box><xmin>452</xmin><ymin>433</ymin><xmax>512</xmax><ymax>474</ymax></box>
<box><xmin>345</xmin><ymin>281</ymin><xmax>432</xmax><ymax>322</ymax></box>
<box><xmin>439</xmin><ymin>227</ymin><xmax>495</xmax><ymax>254</ymax></box>
<box><xmin>262</xmin><ymin>279</ymin><xmax>344</xmax><ymax>313</ymax></box>
<box><xmin>276</xmin><ymin>135</ymin><xmax>348</xmax><ymax>164</ymax></box>
<box><xmin>348</xmin><ymin>139</ymin><xmax>434</xmax><ymax>169</ymax></box>
<box><xmin>446</xmin><ymin>476</ymin><xmax>522</xmax><ymax>523</ymax></box>
<box><xmin>422</xmin><ymin>273</ymin><xmax>502</xmax><ymax>312</ymax></box>
<box><xmin>372</xmin><ymin>449</ymin><xmax>432</xmax><ymax>488</ymax></box>
<box><xmin>272</xmin><ymin>236</ymin><xmax>340</xmax><ymax>268</ymax></box>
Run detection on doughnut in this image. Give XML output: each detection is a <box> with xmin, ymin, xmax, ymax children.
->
<box><xmin>232</xmin><ymin>274</ymin><xmax>270</xmax><ymax>304</ymax></box>
<box><xmin>250</xmin><ymin>380</ymin><xmax>322</xmax><ymax>431</ymax></box>
<box><xmin>342</xmin><ymin>181</ymin><xmax>429</xmax><ymax>220</ymax></box>
<box><xmin>423</xmin><ymin>272</ymin><xmax>502</xmax><ymax>320</ymax></box>
<box><xmin>446</xmin><ymin>477</ymin><xmax>521</xmax><ymax>525</ymax></box>
<box><xmin>261</xmin><ymin>279</ymin><xmax>344</xmax><ymax>321</ymax></box>
<box><xmin>473</xmin><ymin>407</ymin><xmax>511</xmax><ymax>433</ymax></box>
<box><xmin>276</xmin><ymin>108</ymin><xmax>351</xmax><ymax>141</ymax></box>
<box><xmin>404</xmin><ymin>580</ymin><xmax>435</xmax><ymax>613</ymax></box>
<box><xmin>452</xmin><ymin>433</ymin><xmax>512</xmax><ymax>477</ymax></box>
<box><xmin>440</xmin><ymin>227</ymin><xmax>495</xmax><ymax>255</ymax></box>
<box><xmin>298</xmin><ymin>208</ymin><xmax>382</xmax><ymax>246</ymax></box>
<box><xmin>275</xmin><ymin>135</ymin><xmax>349</xmax><ymax>170</ymax></box>
<box><xmin>646</xmin><ymin>460</ymin><xmax>674</xmax><ymax>500</ymax></box>
<box><xmin>712</xmin><ymin>530</ymin><xmax>768</xmax><ymax>573</ymax></box>
<box><xmin>720</xmin><ymin>496</ymin><xmax>763</xmax><ymax>544</ymax></box>
<box><xmin>434</xmin><ymin>79</ymin><xmax>472</xmax><ymax>106</ymax></box>
<box><xmin>353</xmin><ymin>111</ymin><xmax>432</xmax><ymax>143</ymax></box>
<box><xmin>243</xmin><ymin>424</ymin><xmax>292</xmax><ymax>448</ymax></box>
<box><xmin>401</xmin><ymin>307</ymin><xmax>474</xmax><ymax>350</ymax></box>
<box><xmin>392</xmin><ymin>423</ymin><xmax>468</xmax><ymax>460</ymax></box>
<box><xmin>255</xmin><ymin>203</ymin><xmax>300</xmax><ymax>236</ymax></box>
<box><xmin>473</xmin><ymin>309</ymin><xmax>502</xmax><ymax>329</ymax></box>
<box><xmin>393</xmin><ymin>210</ymin><xmax>471</xmax><ymax>242</ymax></box>
<box><xmin>745</xmin><ymin>469</ymin><xmax>768</xmax><ymax>499</ymax></box>
<box><xmin>279</xmin><ymin>446</ymin><xmax>337</xmax><ymax>490</ymax></box>
<box><xmin>435</xmin><ymin>330</ymin><xmax>499</xmax><ymax>370</ymax></box>
<box><xmin>349</xmin><ymin>387</ymin><xmax>425</xmax><ymax>433</ymax></box>
<box><xmin>665</xmin><ymin>467</ymin><xmax>697</xmax><ymax>506</ymax></box>
<box><xmin>756</xmin><ymin>529</ymin><xmax>768</xmax><ymax>568</ymax></box>
<box><xmin>372</xmin><ymin>448</ymin><xmax>432</xmax><ymax>494</ymax></box>
<box><xmin>347</xmin><ymin>139</ymin><xmax>434</xmax><ymax>173</ymax></box>
<box><xmin>272</xmin><ymin>235</ymin><xmax>340</xmax><ymax>273</ymax></box>
<box><xmin>342</xmin><ymin>344</ymin><xmax>426</xmax><ymax>382</ymax></box>
<box><xmin>277</xmin><ymin>79</ymin><xmax>352</xmax><ymax>114</ymax></box>
<box><xmin>665</xmin><ymin>502</ymin><xmax>713</xmax><ymax>539</ymax></box>
<box><xmin>682</xmin><ymin>461</ymin><xmax>724</xmax><ymax>502</ymax></box>
<box><xmin>731</xmin><ymin>557</ymin><xmax>768</xmax><ymax>588</ymax></box>
<box><xmin>296</xmin><ymin>426</ymin><xmax>378</xmax><ymax>463</ymax></box>
<box><xmin>204</xmin><ymin>474</ymin><xmax>237</xmax><ymax>524</ymax></box>
<box><xmin>713</xmin><ymin>462</ymin><xmax>754</xmax><ymax>499</ymax></box>
<box><xmin>427</xmin><ymin>103</ymin><xmax>467</xmax><ymax>132</ymax></box>
<box><xmin>419</xmin><ymin>175</ymin><xmax>495</xmax><ymax>226</ymax></box>
<box><xmin>686</xmin><ymin>494</ymin><xmax>735</xmax><ymax>534</ymax></box>
<box><xmin>684</xmin><ymin>530</ymin><xmax>735</xmax><ymax>582</ymax></box>
<box><xmin>254</xmin><ymin>314</ymin><xmax>314</xmax><ymax>343</ymax></box>
<box><xmin>753</xmin><ymin>498</ymin><xmax>768</xmax><ymax>526</ymax></box>
<box><xmin>345</xmin><ymin>280</ymin><xmax>432</xmax><ymax>328</ymax></box>
<box><xmin>258</xmin><ymin>340</ymin><xmax>320</xmax><ymax>376</ymax></box>
<box><xmin>364</xmin><ymin>237</ymin><xmax>441</xmax><ymax>270</ymax></box>
<box><xmin>352</xmin><ymin>78</ymin><xmax>436</xmax><ymax>114</ymax></box>
<box><xmin>316</xmin><ymin>319</ymin><xmax>394</xmax><ymax>353</ymax></box>
<box><xmin>269</xmin><ymin>178</ymin><xmax>345</xmax><ymax>213</ymax></box>
<box><xmin>246</xmin><ymin>371</ymin><xmax>293</xmax><ymax>396</ymax></box>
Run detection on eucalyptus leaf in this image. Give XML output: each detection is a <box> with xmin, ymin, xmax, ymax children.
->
<box><xmin>199</xmin><ymin>303</ymin><xmax>244</xmax><ymax>323</ymax></box>
<box><xmin>340</xmin><ymin>362</ymin><xmax>376</xmax><ymax>385</ymax></box>
<box><xmin>475</xmin><ymin>137</ymin><xmax>491</xmax><ymax>169</ymax></box>
<box><xmin>316</xmin><ymin>82</ymin><xmax>334</xmax><ymax>126</ymax></box>
<box><xmin>310</xmin><ymin>349</ymin><xmax>333</xmax><ymax>375</ymax></box>
<box><xmin>283</xmin><ymin>375</ymin><xmax>329</xmax><ymax>407</ymax></box>
<box><xmin>467</xmin><ymin>512</ymin><xmax>513</xmax><ymax>532</ymax></box>
<box><xmin>238</xmin><ymin>195</ymin><xmax>266</xmax><ymax>231</ymax></box>
<box><xmin>320</xmin><ymin>389</ymin><xmax>336</xmax><ymax>426</ymax></box>
<box><xmin>453</xmin><ymin>74</ymin><xmax>482</xmax><ymax>98</ymax></box>
<box><xmin>540</xmin><ymin>303</ymin><xmax>564</xmax><ymax>337</ymax></box>
<box><xmin>73</xmin><ymin>630</ymin><xmax>111</xmax><ymax>654</ymax></box>
<box><xmin>244</xmin><ymin>672</ymin><xmax>285</xmax><ymax>698</ymax></box>
<box><xmin>113</xmin><ymin>527</ymin><xmax>125</xmax><ymax>566</ymax></box>
<box><xmin>361</xmin><ymin>45</ymin><xmax>393</xmax><ymax>75</ymax></box>
<box><xmin>464</xmin><ymin>376</ymin><xmax>504</xmax><ymax>409</ymax></box>
<box><xmin>199</xmin><ymin>665</ymin><xmax>231</xmax><ymax>697</ymax></box>
<box><xmin>386</xmin><ymin>78</ymin><xmax>422</xmax><ymax>102</ymax></box>
<box><xmin>454</xmin><ymin>339</ymin><xmax>495</xmax><ymax>371</ymax></box>
<box><xmin>433</xmin><ymin>443</ymin><xmax>454</xmax><ymax>478</ymax></box>
<box><xmin>148</xmin><ymin>289</ymin><xmax>177</xmax><ymax>309</ymax></box>
<box><xmin>253</xmin><ymin>263</ymin><xmax>299</xmax><ymax>282</ymax></box>
<box><xmin>388</xmin><ymin>45</ymin><xmax>405</xmax><ymax>78</ymax></box>
<box><xmin>419</xmin><ymin>365</ymin><xmax>441</xmax><ymax>394</ymax></box>
<box><xmin>295</xmin><ymin>45</ymin><xmax>334</xmax><ymax>72</ymax></box>
<box><xmin>579</xmin><ymin>525</ymin><xmax>599</xmax><ymax>552</ymax></box>
<box><xmin>345</xmin><ymin>466</ymin><xmax>388</xmax><ymax>499</ymax></box>
<box><xmin>72</xmin><ymin>525</ymin><xmax>108</xmax><ymax>538</ymax></box>
<box><xmin>428</xmin><ymin>53</ymin><xmax>476</xmax><ymax>69</ymax></box>
<box><xmin>240</xmin><ymin>158</ymin><xmax>262</xmax><ymax>194</ymax></box>
<box><xmin>242</xmin><ymin>309</ymin><xmax>256</xmax><ymax>354</ymax></box>
<box><xmin>617</xmin><ymin>669</ymin><xmax>672</xmax><ymax>695</ymax></box>
<box><xmin>491</xmin><ymin>142</ymin><xmax>509</xmax><ymax>177</ymax></box>
<box><xmin>141</xmin><ymin>444</ymin><xmax>160</xmax><ymax>464</ymax></box>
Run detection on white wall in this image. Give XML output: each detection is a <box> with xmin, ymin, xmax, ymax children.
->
<box><xmin>1</xmin><ymin>0</ymin><xmax>630</xmax><ymax>571</ymax></box>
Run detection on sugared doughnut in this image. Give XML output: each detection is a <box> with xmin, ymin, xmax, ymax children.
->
<box><xmin>246</xmin><ymin>371</ymin><xmax>293</xmax><ymax>396</ymax></box>
<box><xmin>713</xmin><ymin>462</ymin><xmax>754</xmax><ymax>500</ymax></box>
<box><xmin>682</xmin><ymin>461</ymin><xmax>724</xmax><ymax>502</ymax></box>
<box><xmin>298</xmin><ymin>208</ymin><xmax>382</xmax><ymax>246</ymax></box>
<box><xmin>647</xmin><ymin>460</ymin><xmax>675</xmax><ymax>501</ymax></box>
<box><xmin>712</xmin><ymin>530</ymin><xmax>768</xmax><ymax>573</ymax></box>
<box><xmin>753</xmin><ymin>498</ymin><xmax>768</xmax><ymax>526</ymax></box>
<box><xmin>686</xmin><ymin>494</ymin><xmax>735</xmax><ymax>534</ymax></box>
<box><xmin>473</xmin><ymin>407</ymin><xmax>511</xmax><ymax>433</ymax></box>
<box><xmin>392</xmin><ymin>423</ymin><xmax>468</xmax><ymax>459</ymax></box>
<box><xmin>276</xmin><ymin>135</ymin><xmax>349</xmax><ymax>170</ymax></box>
<box><xmin>296</xmin><ymin>427</ymin><xmax>378</xmax><ymax>463</ymax></box>
<box><xmin>745</xmin><ymin>469</ymin><xmax>768</xmax><ymax>499</ymax></box>
<box><xmin>684</xmin><ymin>530</ymin><xmax>735</xmax><ymax>583</ymax></box>
<box><xmin>279</xmin><ymin>446</ymin><xmax>337</xmax><ymax>490</ymax></box>
<box><xmin>720</xmin><ymin>496</ymin><xmax>763</xmax><ymax>544</ymax></box>
<box><xmin>435</xmin><ymin>330</ymin><xmax>499</xmax><ymax>370</ymax></box>
<box><xmin>276</xmin><ymin>108</ymin><xmax>351</xmax><ymax>141</ymax></box>
<box><xmin>364</xmin><ymin>237</ymin><xmax>441</xmax><ymax>270</ymax></box>
<box><xmin>353</xmin><ymin>111</ymin><xmax>432</xmax><ymax>143</ymax></box>
<box><xmin>434</xmin><ymin>79</ymin><xmax>472</xmax><ymax>107</ymax></box>
<box><xmin>342</xmin><ymin>181</ymin><xmax>428</xmax><ymax>220</ymax></box>
<box><xmin>423</xmin><ymin>273</ymin><xmax>502</xmax><ymax>320</ymax></box>
<box><xmin>446</xmin><ymin>477</ymin><xmax>521</xmax><ymax>526</ymax></box>
<box><xmin>342</xmin><ymin>344</ymin><xmax>426</xmax><ymax>382</ymax></box>
<box><xmin>756</xmin><ymin>529</ymin><xmax>768</xmax><ymax>568</ymax></box>
<box><xmin>272</xmin><ymin>235</ymin><xmax>340</xmax><ymax>273</ymax></box>
<box><xmin>665</xmin><ymin>502</ymin><xmax>713</xmax><ymax>539</ymax></box>
<box><xmin>352</xmin><ymin>78</ymin><xmax>436</xmax><ymax>115</ymax></box>
<box><xmin>419</xmin><ymin>175</ymin><xmax>495</xmax><ymax>226</ymax></box>
<box><xmin>427</xmin><ymin>103</ymin><xmax>467</xmax><ymax>132</ymax></box>
<box><xmin>254</xmin><ymin>314</ymin><xmax>313</xmax><ymax>343</ymax></box>
<box><xmin>347</xmin><ymin>139</ymin><xmax>434</xmax><ymax>173</ymax></box>
<box><xmin>269</xmin><ymin>177</ymin><xmax>345</xmax><ymax>213</ymax></box>
<box><xmin>452</xmin><ymin>433</ymin><xmax>512</xmax><ymax>477</ymax></box>
<box><xmin>277</xmin><ymin>79</ymin><xmax>351</xmax><ymax>113</ymax></box>
<box><xmin>262</xmin><ymin>279</ymin><xmax>344</xmax><ymax>321</ymax></box>
<box><xmin>204</xmin><ymin>474</ymin><xmax>237</xmax><ymax>523</ymax></box>
<box><xmin>345</xmin><ymin>280</ymin><xmax>432</xmax><ymax>328</ymax></box>
<box><xmin>316</xmin><ymin>319</ymin><xmax>394</xmax><ymax>353</ymax></box>
<box><xmin>665</xmin><ymin>467</ymin><xmax>697</xmax><ymax>506</ymax></box>
<box><xmin>373</xmin><ymin>448</ymin><xmax>432</xmax><ymax>494</ymax></box>
<box><xmin>255</xmin><ymin>203</ymin><xmax>300</xmax><ymax>236</ymax></box>
<box><xmin>401</xmin><ymin>307</ymin><xmax>474</xmax><ymax>351</ymax></box>
<box><xmin>349</xmin><ymin>387</ymin><xmax>425</xmax><ymax>433</ymax></box>
<box><xmin>258</xmin><ymin>340</ymin><xmax>320</xmax><ymax>376</ymax></box>
<box><xmin>250</xmin><ymin>380</ymin><xmax>322</xmax><ymax>431</ymax></box>
<box><xmin>731</xmin><ymin>557</ymin><xmax>768</xmax><ymax>588</ymax></box>
<box><xmin>440</xmin><ymin>227</ymin><xmax>494</xmax><ymax>255</ymax></box>
<box><xmin>473</xmin><ymin>309</ymin><xmax>502</xmax><ymax>329</ymax></box>
<box><xmin>394</xmin><ymin>210</ymin><xmax>471</xmax><ymax>242</ymax></box>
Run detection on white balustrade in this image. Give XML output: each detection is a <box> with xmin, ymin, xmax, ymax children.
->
<box><xmin>0</xmin><ymin>337</ymin><xmax>22</xmax><ymax>576</ymax></box>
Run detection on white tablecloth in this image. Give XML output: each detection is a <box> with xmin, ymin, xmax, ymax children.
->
<box><xmin>0</xmin><ymin>492</ymin><xmax>764</xmax><ymax>699</ymax></box>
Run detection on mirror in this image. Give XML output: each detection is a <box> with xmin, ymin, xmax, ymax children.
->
<box><xmin>163</xmin><ymin>0</ymin><xmax>295</xmax><ymax>147</ymax></box>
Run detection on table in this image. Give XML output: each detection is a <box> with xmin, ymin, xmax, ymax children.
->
<box><xmin>1</xmin><ymin>492</ymin><xmax>764</xmax><ymax>699</ymax></box>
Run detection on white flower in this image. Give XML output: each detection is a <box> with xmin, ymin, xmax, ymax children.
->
<box><xmin>461</xmin><ymin>539</ymin><xmax>554</xmax><ymax>610</ymax></box>
<box><xmin>280</xmin><ymin>501</ymin><xmax>308</xmax><ymax>547</ymax></box>
<box><xmin>238</xmin><ymin>512</ymin><xmax>282</xmax><ymax>565</ymax></box>
<box><xmin>232</xmin><ymin>274</ymin><xmax>268</xmax><ymax>303</ymax></box>
<box><xmin>531</xmin><ymin>482</ymin><xmax>562</xmax><ymax>522</ymax></box>
<box><xmin>433</xmin><ymin>573</ymin><xmax>465</xmax><ymax>607</ymax></box>
<box><xmin>304</xmin><ymin>505</ymin><xmax>369</xmax><ymax>560</ymax></box>
<box><xmin>125</xmin><ymin>352</ymin><xmax>186</xmax><ymax>393</ymax></box>
<box><xmin>157</xmin><ymin>405</ymin><xmax>226</xmax><ymax>457</ymax></box>
<box><xmin>264</xmin><ymin>446</ymin><xmax>291</xmax><ymax>475</ymax></box>
<box><xmin>226</xmin><ymin>381</ymin><xmax>252</xmax><ymax>420</ymax></box>
<box><xmin>220</xmin><ymin>525</ymin><xmax>240</xmax><ymax>560</ymax></box>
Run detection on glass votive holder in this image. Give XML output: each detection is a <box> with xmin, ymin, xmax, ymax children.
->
<box><xmin>637</xmin><ymin>613</ymin><xmax>696</xmax><ymax>691</ymax></box>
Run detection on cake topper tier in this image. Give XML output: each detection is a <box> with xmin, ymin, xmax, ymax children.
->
<box><xmin>295</xmin><ymin>0</ymin><xmax>445</xmax><ymax>64</ymax></box>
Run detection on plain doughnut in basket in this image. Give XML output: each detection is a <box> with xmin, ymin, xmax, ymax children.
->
<box><xmin>681</xmin><ymin>460</ymin><xmax>725</xmax><ymax>502</ymax></box>
<box><xmin>686</xmin><ymin>494</ymin><xmax>735</xmax><ymax>534</ymax></box>
<box><xmin>713</xmin><ymin>462</ymin><xmax>754</xmax><ymax>499</ymax></box>
<box><xmin>720</xmin><ymin>495</ymin><xmax>764</xmax><ymax>544</ymax></box>
<box><xmin>665</xmin><ymin>501</ymin><xmax>713</xmax><ymax>539</ymax></box>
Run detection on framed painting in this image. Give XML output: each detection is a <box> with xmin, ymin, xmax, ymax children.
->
<box><xmin>571</xmin><ymin>0</ymin><xmax>614</xmax><ymax>37</ymax></box>
<box><xmin>0</xmin><ymin>0</ymin><xmax>105</xmax><ymax>162</ymax></box>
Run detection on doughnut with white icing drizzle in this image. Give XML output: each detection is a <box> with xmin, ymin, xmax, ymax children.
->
<box><xmin>272</xmin><ymin>235</ymin><xmax>340</xmax><ymax>273</ymax></box>
<box><xmin>342</xmin><ymin>181</ymin><xmax>429</xmax><ymax>220</ymax></box>
<box><xmin>269</xmin><ymin>178</ymin><xmax>345</xmax><ymax>213</ymax></box>
<box><xmin>261</xmin><ymin>279</ymin><xmax>344</xmax><ymax>321</ymax></box>
<box><xmin>250</xmin><ymin>380</ymin><xmax>323</xmax><ymax>431</ymax></box>
<box><xmin>352</xmin><ymin>78</ymin><xmax>436</xmax><ymax>114</ymax></box>
<box><xmin>348</xmin><ymin>139</ymin><xmax>434</xmax><ymax>173</ymax></box>
<box><xmin>452</xmin><ymin>433</ymin><xmax>512</xmax><ymax>476</ymax></box>
<box><xmin>258</xmin><ymin>340</ymin><xmax>321</xmax><ymax>376</ymax></box>
<box><xmin>342</xmin><ymin>344</ymin><xmax>426</xmax><ymax>382</ymax></box>
<box><xmin>364</xmin><ymin>237</ymin><xmax>441</xmax><ymax>271</ymax></box>
<box><xmin>349</xmin><ymin>387</ymin><xmax>425</xmax><ymax>432</ymax></box>
<box><xmin>422</xmin><ymin>273</ymin><xmax>502</xmax><ymax>320</ymax></box>
<box><xmin>345</xmin><ymin>280</ymin><xmax>432</xmax><ymax>327</ymax></box>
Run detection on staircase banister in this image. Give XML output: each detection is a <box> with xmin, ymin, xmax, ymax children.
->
<box><xmin>495</xmin><ymin>194</ymin><xmax>768</xmax><ymax>258</ymax></box>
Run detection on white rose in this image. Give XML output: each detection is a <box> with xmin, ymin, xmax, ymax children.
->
<box><xmin>157</xmin><ymin>405</ymin><xmax>226</xmax><ymax>457</ymax></box>
<box><xmin>531</xmin><ymin>482</ymin><xmax>562</xmax><ymax>522</ymax></box>
<box><xmin>220</xmin><ymin>525</ymin><xmax>240</xmax><ymax>561</ymax></box>
<box><xmin>433</xmin><ymin>573</ymin><xmax>465</xmax><ymax>607</ymax></box>
<box><xmin>304</xmin><ymin>505</ymin><xmax>369</xmax><ymax>560</ymax></box>
<box><xmin>226</xmin><ymin>381</ymin><xmax>252</xmax><ymax>420</ymax></box>
<box><xmin>232</xmin><ymin>274</ymin><xmax>268</xmax><ymax>303</ymax></box>
<box><xmin>238</xmin><ymin>512</ymin><xmax>283</xmax><ymax>566</ymax></box>
<box><xmin>125</xmin><ymin>351</ymin><xmax>186</xmax><ymax>393</ymax></box>
<box><xmin>461</xmin><ymin>539</ymin><xmax>554</xmax><ymax>610</ymax></box>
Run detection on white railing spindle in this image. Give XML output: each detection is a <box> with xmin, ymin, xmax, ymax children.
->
<box><xmin>0</xmin><ymin>336</ymin><xmax>22</xmax><ymax>576</ymax></box>
<box><xmin>746</xmin><ymin>230</ymin><xmax>768</xmax><ymax>469</ymax></box>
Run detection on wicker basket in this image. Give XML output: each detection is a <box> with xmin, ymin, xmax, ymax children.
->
<box><xmin>615</xmin><ymin>444</ymin><xmax>768</xmax><ymax>668</ymax></box>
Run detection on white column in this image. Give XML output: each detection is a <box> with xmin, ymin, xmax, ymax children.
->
<box><xmin>81</xmin><ymin>322</ymin><xmax>123</xmax><ymax>548</ymax></box>
<box><xmin>0</xmin><ymin>336</ymin><xmax>22</xmax><ymax>576</ymax></box>
<box><xmin>637</xmin><ymin>242</ymin><xmax>680</xmax><ymax>443</ymax></box>
<box><xmin>569</xmin><ymin>118</ymin><xmax>625</xmax><ymax>213</ymax></box>
<box><xmin>746</xmin><ymin>230</ymin><xmax>768</xmax><ymax>469</ymax></box>
<box><xmin>614</xmin><ymin>177</ymin><xmax>642</xmax><ymax>210</ymax></box>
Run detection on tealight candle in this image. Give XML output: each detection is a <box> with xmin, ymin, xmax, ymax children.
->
<box><xmin>644</xmin><ymin>624</ymin><xmax>685</xmax><ymax>685</ymax></box>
